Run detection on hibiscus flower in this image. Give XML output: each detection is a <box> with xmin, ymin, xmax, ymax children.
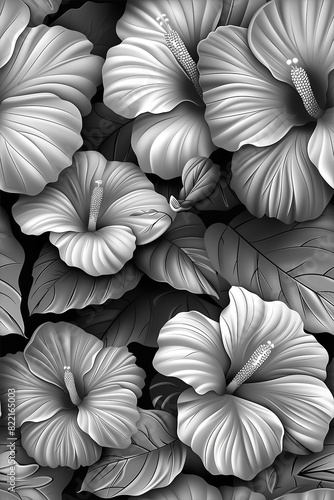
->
<box><xmin>102</xmin><ymin>0</ymin><xmax>265</xmax><ymax>178</ymax></box>
<box><xmin>0</xmin><ymin>22</ymin><xmax>103</xmax><ymax>194</ymax></box>
<box><xmin>0</xmin><ymin>322</ymin><xmax>145</xmax><ymax>469</ymax></box>
<box><xmin>198</xmin><ymin>0</ymin><xmax>334</xmax><ymax>223</ymax></box>
<box><xmin>153</xmin><ymin>287</ymin><xmax>334</xmax><ymax>480</ymax></box>
<box><xmin>12</xmin><ymin>150</ymin><xmax>174</xmax><ymax>276</ymax></box>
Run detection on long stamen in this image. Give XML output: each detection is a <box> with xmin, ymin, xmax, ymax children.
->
<box><xmin>226</xmin><ymin>341</ymin><xmax>274</xmax><ymax>395</ymax></box>
<box><xmin>156</xmin><ymin>14</ymin><xmax>202</xmax><ymax>97</ymax></box>
<box><xmin>88</xmin><ymin>180</ymin><xmax>103</xmax><ymax>232</ymax></box>
<box><xmin>286</xmin><ymin>57</ymin><xmax>323</xmax><ymax>118</ymax></box>
<box><xmin>63</xmin><ymin>366</ymin><xmax>82</xmax><ymax>406</ymax></box>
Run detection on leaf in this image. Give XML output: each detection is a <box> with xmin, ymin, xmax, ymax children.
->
<box><xmin>80</xmin><ymin>409</ymin><xmax>187</xmax><ymax>498</ymax></box>
<box><xmin>0</xmin><ymin>207</ymin><xmax>25</xmax><ymax>336</ymax></box>
<box><xmin>28</xmin><ymin>243</ymin><xmax>143</xmax><ymax>314</ymax></box>
<box><xmin>51</xmin><ymin>1</ymin><xmax>124</xmax><ymax>57</ymax></box>
<box><xmin>150</xmin><ymin>373</ymin><xmax>189</xmax><ymax>416</ymax></box>
<box><xmin>99</xmin><ymin>117</ymin><xmax>137</xmax><ymax>163</ymax></box>
<box><xmin>82</xmin><ymin>102</ymin><xmax>129</xmax><ymax>150</ymax></box>
<box><xmin>170</xmin><ymin>157</ymin><xmax>221</xmax><ymax>211</ymax></box>
<box><xmin>74</xmin><ymin>280</ymin><xmax>221</xmax><ymax>348</ymax></box>
<box><xmin>205</xmin><ymin>206</ymin><xmax>334</xmax><ymax>334</ymax></box>
<box><xmin>127</xmin><ymin>474</ymin><xmax>223</xmax><ymax>500</ymax></box>
<box><xmin>219</xmin><ymin>0</ymin><xmax>266</xmax><ymax>27</ymax></box>
<box><xmin>135</xmin><ymin>212</ymin><xmax>221</xmax><ymax>298</ymax></box>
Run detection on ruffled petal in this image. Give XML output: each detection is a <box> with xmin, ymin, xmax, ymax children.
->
<box><xmin>220</xmin><ymin>287</ymin><xmax>329</xmax><ymax>383</ymax></box>
<box><xmin>198</xmin><ymin>26</ymin><xmax>308</xmax><ymax>150</ymax></box>
<box><xmin>21</xmin><ymin>410</ymin><xmax>101</xmax><ymax>469</ymax></box>
<box><xmin>23</xmin><ymin>0</ymin><xmax>61</xmax><ymax>25</ymax></box>
<box><xmin>237</xmin><ymin>375</ymin><xmax>334</xmax><ymax>453</ymax></box>
<box><xmin>77</xmin><ymin>386</ymin><xmax>140</xmax><ymax>448</ymax></box>
<box><xmin>308</xmin><ymin>108</ymin><xmax>334</xmax><ymax>188</ymax></box>
<box><xmin>103</xmin><ymin>37</ymin><xmax>199</xmax><ymax>119</ymax></box>
<box><xmin>116</xmin><ymin>0</ymin><xmax>222</xmax><ymax>61</ymax></box>
<box><xmin>50</xmin><ymin>226</ymin><xmax>137</xmax><ymax>276</ymax></box>
<box><xmin>24</xmin><ymin>322</ymin><xmax>103</xmax><ymax>393</ymax></box>
<box><xmin>0</xmin><ymin>352</ymin><xmax>72</xmax><ymax>426</ymax></box>
<box><xmin>83</xmin><ymin>346</ymin><xmax>145</xmax><ymax>398</ymax></box>
<box><xmin>248</xmin><ymin>0</ymin><xmax>334</xmax><ymax>104</ymax></box>
<box><xmin>231</xmin><ymin>125</ymin><xmax>333</xmax><ymax>223</ymax></box>
<box><xmin>153</xmin><ymin>311</ymin><xmax>230</xmax><ymax>395</ymax></box>
<box><xmin>132</xmin><ymin>102</ymin><xmax>217</xmax><ymax>179</ymax></box>
<box><xmin>2</xmin><ymin>25</ymin><xmax>103</xmax><ymax>116</ymax></box>
<box><xmin>0</xmin><ymin>93</ymin><xmax>83</xmax><ymax>195</ymax></box>
<box><xmin>177</xmin><ymin>388</ymin><xmax>284</xmax><ymax>480</ymax></box>
<box><xmin>0</xmin><ymin>0</ymin><xmax>29</xmax><ymax>68</ymax></box>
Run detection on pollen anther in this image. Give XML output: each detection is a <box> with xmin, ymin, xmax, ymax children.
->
<box><xmin>226</xmin><ymin>340</ymin><xmax>274</xmax><ymax>395</ymax></box>
<box><xmin>64</xmin><ymin>366</ymin><xmax>82</xmax><ymax>406</ymax></box>
<box><xmin>88</xmin><ymin>180</ymin><xmax>103</xmax><ymax>231</ymax></box>
<box><xmin>286</xmin><ymin>57</ymin><xmax>323</xmax><ymax>118</ymax></box>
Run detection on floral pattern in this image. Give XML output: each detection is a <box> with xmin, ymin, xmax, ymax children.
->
<box><xmin>0</xmin><ymin>0</ymin><xmax>333</xmax><ymax>498</ymax></box>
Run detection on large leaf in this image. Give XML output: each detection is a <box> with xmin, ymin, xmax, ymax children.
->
<box><xmin>135</xmin><ymin>212</ymin><xmax>221</xmax><ymax>298</ymax></box>
<box><xmin>150</xmin><ymin>373</ymin><xmax>190</xmax><ymax>416</ymax></box>
<box><xmin>0</xmin><ymin>207</ymin><xmax>25</xmax><ymax>336</ymax></box>
<box><xmin>82</xmin><ymin>102</ymin><xmax>129</xmax><ymax>150</ymax></box>
<box><xmin>128</xmin><ymin>474</ymin><xmax>224</xmax><ymax>500</ymax></box>
<box><xmin>80</xmin><ymin>409</ymin><xmax>186</xmax><ymax>498</ymax></box>
<box><xmin>51</xmin><ymin>1</ymin><xmax>124</xmax><ymax>57</ymax></box>
<box><xmin>28</xmin><ymin>243</ymin><xmax>142</xmax><ymax>314</ymax></box>
<box><xmin>204</xmin><ymin>206</ymin><xmax>334</xmax><ymax>333</ymax></box>
<box><xmin>74</xmin><ymin>280</ymin><xmax>221</xmax><ymax>348</ymax></box>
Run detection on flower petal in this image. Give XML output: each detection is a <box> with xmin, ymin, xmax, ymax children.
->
<box><xmin>0</xmin><ymin>0</ymin><xmax>29</xmax><ymax>68</ymax></box>
<box><xmin>23</xmin><ymin>0</ymin><xmax>62</xmax><ymax>25</ymax></box>
<box><xmin>132</xmin><ymin>102</ymin><xmax>217</xmax><ymax>179</ymax></box>
<box><xmin>198</xmin><ymin>26</ymin><xmax>308</xmax><ymax>150</ymax></box>
<box><xmin>248</xmin><ymin>0</ymin><xmax>334</xmax><ymax>103</ymax></box>
<box><xmin>0</xmin><ymin>93</ymin><xmax>83</xmax><ymax>195</ymax></box>
<box><xmin>231</xmin><ymin>125</ymin><xmax>333</xmax><ymax>224</ymax></box>
<box><xmin>24</xmin><ymin>322</ymin><xmax>103</xmax><ymax>392</ymax></box>
<box><xmin>237</xmin><ymin>375</ymin><xmax>334</xmax><ymax>453</ymax></box>
<box><xmin>50</xmin><ymin>226</ymin><xmax>137</xmax><ymax>276</ymax></box>
<box><xmin>103</xmin><ymin>37</ymin><xmax>200</xmax><ymax>119</ymax></box>
<box><xmin>153</xmin><ymin>311</ymin><xmax>230</xmax><ymax>395</ymax></box>
<box><xmin>77</xmin><ymin>386</ymin><xmax>141</xmax><ymax>448</ymax></box>
<box><xmin>116</xmin><ymin>0</ymin><xmax>222</xmax><ymax>61</ymax></box>
<box><xmin>2</xmin><ymin>25</ymin><xmax>103</xmax><ymax>115</ymax></box>
<box><xmin>83</xmin><ymin>346</ymin><xmax>145</xmax><ymax>398</ymax></box>
<box><xmin>0</xmin><ymin>352</ymin><xmax>72</xmax><ymax>426</ymax></box>
<box><xmin>275</xmin><ymin>490</ymin><xmax>334</xmax><ymax>500</ymax></box>
<box><xmin>220</xmin><ymin>287</ymin><xmax>329</xmax><ymax>382</ymax></box>
<box><xmin>308</xmin><ymin>108</ymin><xmax>334</xmax><ymax>188</ymax></box>
<box><xmin>177</xmin><ymin>388</ymin><xmax>284</xmax><ymax>480</ymax></box>
<box><xmin>21</xmin><ymin>410</ymin><xmax>101</xmax><ymax>469</ymax></box>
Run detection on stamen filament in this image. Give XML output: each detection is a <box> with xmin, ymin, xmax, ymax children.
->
<box><xmin>156</xmin><ymin>14</ymin><xmax>202</xmax><ymax>97</ymax></box>
<box><xmin>64</xmin><ymin>366</ymin><xmax>82</xmax><ymax>406</ymax></box>
<box><xmin>286</xmin><ymin>58</ymin><xmax>323</xmax><ymax>118</ymax></box>
<box><xmin>88</xmin><ymin>180</ymin><xmax>103</xmax><ymax>232</ymax></box>
<box><xmin>226</xmin><ymin>341</ymin><xmax>274</xmax><ymax>395</ymax></box>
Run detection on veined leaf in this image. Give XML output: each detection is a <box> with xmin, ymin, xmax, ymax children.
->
<box><xmin>135</xmin><ymin>212</ymin><xmax>221</xmax><ymax>298</ymax></box>
<box><xmin>74</xmin><ymin>280</ymin><xmax>221</xmax><ymax>347</ymax></box>
<box><xmin>28</xmin><ymin>243</ymin><xmax>142</xmax><ymax>314</ymax></box>
<box><xmin>204</xmin><ymin>207</ymin><xmax>334</xmax><ymax>333</ymax></box>
<box><xmin>150</xmin><ymin>373</ymin><xmax>189</xmax><ymax>416</ymax></box>
<box><xmin>194</xmin><ymin>171</ymin><xmax>241</xmax><ymax>212</ymax></box>
<box><xmin>80</xmin><ymin>409</ymin><xmax>186</xmax><ymax>498</ymax></box>
<box><xmin>0</xmin><ymin>207</ymin><xmax>25</xmax><ymax>336</ymax></box>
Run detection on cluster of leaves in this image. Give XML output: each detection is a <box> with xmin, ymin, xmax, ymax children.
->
<box><xmin>0</xmin><ymin>0</ymin><xmax>333</xmax><ymax>500</ymax></box>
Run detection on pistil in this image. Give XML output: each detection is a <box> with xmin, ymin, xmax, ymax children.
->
<box><xmin>226</xmin><ymin>341</ymin><xmax>274</xmax><ymax>394</ymax></box>
<box><xmin>286</xmin><ymin>58</ymin><xmax>323</xmax><ymax>118</ymax></box>
<box><xmin>88</xmin><ymin>180</ymin><xmax>103</xmax><ymax>232</ymax></box>
<box><xmin>63</xmin><ymin>366</ymin><xmax>82</xmax><ymax>406</ymax></box>
<box><xmin>156</xmin><ymin>14</ymin><xmax>202</xmax><ymax>97</ymax></box>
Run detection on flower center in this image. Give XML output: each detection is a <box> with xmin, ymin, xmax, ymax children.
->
<box><xmin>286</xmin><ymin>58</ymin><xmax>324</xmax><ymax>118</ymax></box>
<box><xmin>226</xmin><ymin>341</ymin><xmax>274</xmax><ymax>395</ymax></box>
<box><xmin>88</xmin><ymin>180</ymin><xmax>103</xmax><ymax>232</ymax></box>
<box><xmin>156</xmin><ymin>14</ymin><xmax>203</xmax><ymax>97</ymax></box>
<box><xmin>63</xmin><ymin>366</ymin><xmax>82</xmax><ymax>406</ymax></box>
